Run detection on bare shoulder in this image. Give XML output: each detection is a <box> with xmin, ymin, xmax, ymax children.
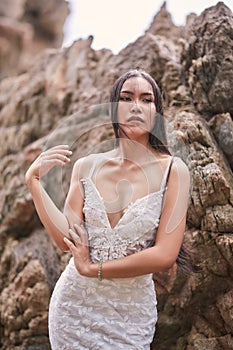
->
<box><xmin>155</xmin><ymin>153</ymin><xmax>188</xmax><ymax>170</ymax></box>
<box><xmin>72</xmin><ymin>151</ymin><xmax>113</xmax><ymax>178</ymax></box>
<box><xmin>172</xmin><ymin>156</ymin><xmax>190</xmax><ymax>174</ymax></box>
<box><xmin>170</xmin><ymin>156</ymin><xmax>190</xmax><ymax>184</ymax></box>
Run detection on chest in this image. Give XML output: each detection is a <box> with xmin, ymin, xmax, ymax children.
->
<box><xmin>82</xmin><ymin>177</ymin><xmax>163</xmax><ymax>231</ymax></box>
<box><xmin>93</xmin><ymin>164</ymin><xmax>163</xmax><ymax>213</ymax></box>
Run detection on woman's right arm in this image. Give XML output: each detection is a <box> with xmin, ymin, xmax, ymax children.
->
<box><xmin>25</xmin><ymin>145</ymin><xmax>84</xmax><ymax>251</ymax></box>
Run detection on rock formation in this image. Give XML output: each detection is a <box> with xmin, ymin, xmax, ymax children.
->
<box><xmin>0</xmin><ymin>0</ymin><xmax>68</xmax><ymax>80</ymax></box>
<box><xmin>0</xmin><ymin>1</ymin><xmax>232</xmax><ymax>349</ymax></box>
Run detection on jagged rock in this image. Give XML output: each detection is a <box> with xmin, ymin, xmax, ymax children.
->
<box><xmin>112</xmin><ymin>32</ymin><xmax>179</xmax><ymax>85</ymax></box>
<box><xmin>0</xmin><ymin>154</ymin><xmax>39</xmax><ymax>242</ymax></box>
<box><xmin>165</xmin><ymin>109</ymin><xmax>233</xmax><ymax>232</ymax></box>
<box><xmin>0</xmin><ymin>230</ymin><xmax>63</xmax><ymax>349</ymax></box>
<box><xmin>208</xmin><ymin>112</ymin><xmax>233</xmax><ymax>169</ymax></box>
<box><xmin>0</xmin><ymin>0</ymin><xmax>68</xmax><ymax>79</ymax></box>
<box><xmin>0</xmin><ymin>2</ymin><xmax>233</xmax><ymax>350</ymax></box>
<box><xmin>0</xmin><ymin>0</ymin><xmax>68</xmax><ymax>45</ymax></box>
<box><xmin>162</xmin><ymin>61</ymin><xmax>192</xmax><ymax>107</ymax></box>
<box><xmin>146</xmin><ymin>1</ymin><xmax>183</xmax><ymax>40</ymax></box>
<box><xmin>181</xmin><ymin>2</ymin><xmax>233</xmax><ymax>115</ymax></box>
<box><xmin>0</xmin><ymin>17</ymin><xmax>32</xmax><ymax>80</ymax></box>
<box><xmin>153</xmin><ymin>229</ymin><xmax>233</xmax><ymax>350</ymax></box>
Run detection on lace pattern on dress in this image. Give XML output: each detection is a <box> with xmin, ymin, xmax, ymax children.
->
<box><xmin>48</xmin><ymin>156</ymin><xmax>174</xmax><ymax>350</ymax></box>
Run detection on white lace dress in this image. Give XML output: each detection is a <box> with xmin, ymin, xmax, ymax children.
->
<box><xmin>49</xmin><ymin>156</ymin><xmax>174</xmax><ymax>350</ymax></box>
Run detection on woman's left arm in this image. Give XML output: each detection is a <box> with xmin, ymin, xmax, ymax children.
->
<box><xmin>64</xmin><ymin>157</ymin><xmax>191</xmax><ymax>278</ymax></box>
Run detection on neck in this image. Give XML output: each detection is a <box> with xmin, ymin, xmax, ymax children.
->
<box><xmin>115</xmin><ymin>137</ymin><xmax>154</xmax><ymax>163</ymax></box>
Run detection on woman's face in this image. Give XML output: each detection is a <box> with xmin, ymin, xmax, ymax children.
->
<box><xmin>117</xmin><ymin>76</ymin><xmax>156</xmax><ymax>138</ymax></box>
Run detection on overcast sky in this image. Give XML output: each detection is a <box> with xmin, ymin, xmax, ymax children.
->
<box><xmin>63</xmin><ymin>0</ymin><xmax>233</xmax><ymax>53</ymax></box>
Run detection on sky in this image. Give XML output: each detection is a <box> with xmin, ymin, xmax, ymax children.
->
<box><xmin>63</xmin><ymin>0</ymin><xmax>233</xmax><ymax>53</ymax></box>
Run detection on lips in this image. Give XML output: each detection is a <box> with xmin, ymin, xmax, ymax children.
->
<box><xmin>127</xmin><ymin>115</ymin><xmax>144</xmax><ymax>123</ymax></box>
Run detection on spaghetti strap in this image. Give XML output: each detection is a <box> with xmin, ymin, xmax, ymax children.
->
<box><xmin>88</xmin><ymin>158</ymin><xmax>99</xmax><ymax>179</ymax></box>
<box><xmin>160</xmin><ymin>156</ymin><xmax>174</xmax><ymax>191</ymax></box>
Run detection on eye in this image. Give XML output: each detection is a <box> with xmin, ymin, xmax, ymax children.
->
<box><xmin>142</xmin><ymin>98</ymin><xmax>153</xmax><ymax>103</ymax></box>
<box><xmin>119</xmin><ymin>96</ymin><xmax>132</xmax><ymax>102</ymax></box>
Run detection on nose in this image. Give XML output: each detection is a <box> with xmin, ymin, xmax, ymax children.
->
<box><xmin>130</xmin><ymin>101</ymin><xmax>142</xmax><ymax>114</ymax></box>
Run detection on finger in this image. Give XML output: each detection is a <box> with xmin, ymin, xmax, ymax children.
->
<box><xmin>46</xmin><ymin>145</ymin><xmax>70</xmax><ymax>151</ymax></box>
<box><xmin>42</xmin><ymin>153</ymin><xmax>71</xmax><ymax>163</ymax></box>
<box><xmin>39</xmin><ymin>160</ymin><xmax>68</xmax><ymax>171</ymax></box>
<box><xmin>40</xmin><ymin>146</ymin><xmax>72</xmax><ymax>159</ymax></box>
<box><xmin>74</xmin><ymin>223</ymin><xmax>89</xmax><ymax>246</ymax></box>
<box><xmin>41</xmin><ymin>150</ymin><xmax>72</xmax><ymax>160</ymax></box>
<box><xmin>43</xmin><ymin>148</ymin><xmax>72</xmax><ymax>155</ymax></box>
<box><xmin>40</xmin><ymin>153</ymin><xmax>72</xmax><ymax>170</ymax></box>
<box><xmin>64</xmin><ymin>237</ymin><xmax>76</xmax><ymax>254</ymax></box>
<box><xmin>69</xmin><ymin>229</ymin><xmax>81</xmax><ymax>245</ymax></box>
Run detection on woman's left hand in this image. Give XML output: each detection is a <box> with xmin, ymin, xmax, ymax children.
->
<box><xmin>64</xmin><ymin>224</ymin><xmax>92</xmax><ymax>277</ymax></box>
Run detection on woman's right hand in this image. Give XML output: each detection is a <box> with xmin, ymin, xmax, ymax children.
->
<box><xmin>25</xmin><ymin>145</ymin><xmax>72</xmax><ymax>185</ymax></box>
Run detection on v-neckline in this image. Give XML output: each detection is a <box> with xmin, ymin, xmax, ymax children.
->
<box><xmin>86</xmin><ymin>177</ymin><xmax>164</xmax><ymax>230</ymax></box>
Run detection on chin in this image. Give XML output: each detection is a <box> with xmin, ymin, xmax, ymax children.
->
<box><xmin>119</xmin><ymin>127</ymin><xmax>149</xmax><ymax>140</ymax></box>
<box><xmin>126</xmin><ymin>123</ymin><xmax>149</xmax><ymax>132</ymax></box>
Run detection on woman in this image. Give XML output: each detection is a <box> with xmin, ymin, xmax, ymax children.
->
<box><xmin>25</xmin><ymin>69</ymin><xmax>191</xmax><ymax>349</ymax></box>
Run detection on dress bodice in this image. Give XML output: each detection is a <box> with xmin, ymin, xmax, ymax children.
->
<box><xmin>81</xmin><ymin>156</ymin><xmax>174</xmax><ymax>263</ymax></box>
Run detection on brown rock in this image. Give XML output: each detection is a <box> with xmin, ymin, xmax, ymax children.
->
<box><xmin>1</xmin><ymin>259</ymin><xmax>50</xmax><ymax>348</ymax></box>
<box><xmin>181</xmin><ymin>2</ymin><xmax>233</xmax><ymax>115</ymax></box>
<box><xmin>217</xmin><ymin>289</ymin><xmax>233</xmax><ymax>334</ymax></box>
<box><xmin>0</xmin><ymin>230</ymin><xmax>63</xmax><ymax>349</ymax></box>
<box><xmin>0</xmin><ymin>0</ymin><xmax>68</xmax><ymax>79</ymax></box>
<box><xmin>146</xmin><ymin>2</ymin><xmax>183</xmax><ymax>40</ymax></box>
<box><xmin>208</xmin><ymin>112</ymin><xmax>233</xmax><ymax>169</ymax></box>
<box><xmin>162</xmin><ymin>60</ymin><xmax>193</xmax><ymax>107</ymax></box>
<box><xmin>165</xmin><ymin>109</ymin><xmax>233</xmax><ymax>232</ymax></box>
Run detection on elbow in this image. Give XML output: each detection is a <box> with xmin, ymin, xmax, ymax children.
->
<box><xmin>55</xmin><ymin>242</ymin><xmax>70</xmax><ymax>253</ymax></box>
<box><xmin>153</xmin><ymin>245</ymin><xmax>181</xmax><ymax>271</ymax></box>
<box><xmin>159</xmin><ymin>256</ymin><xmax>177</xmax><ymax>271</ymax></box>
<box><xmin>54</xmin><ymin>237</ymin><xmax>70</xmax><ymax>252</ymax></box>
<box><xmin>58</xmin><ymin>242</ymin><xmax>69</xmax><ymax>252</ymax></box>
<box><xmin>47</xmin><ymin>230</ymin><xmax>69</xmax><ymax>253</ymax></box>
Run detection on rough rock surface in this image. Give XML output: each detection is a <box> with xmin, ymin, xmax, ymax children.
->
<box><xmin>0</xmin><ymin>2</ymin><xmax>233</xmax><ymax>350</ymax></box>
<box><xmin>0</xmin><ymin>0</ymin><xmax>68</xmax><ymax>80</ymax></box>
<box><xmin>181</xmin><ymin>1</ymin><xmax>233</xmax><ymax>116</ymax></box>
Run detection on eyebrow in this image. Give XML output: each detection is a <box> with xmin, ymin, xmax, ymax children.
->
<box><xmin>120</xmin><ymin>90</ymin><xmax>153</xmax><ymax>96</ymax></box>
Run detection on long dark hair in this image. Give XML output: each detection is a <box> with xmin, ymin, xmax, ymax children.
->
<box><xmin>109</xmin><ymin>69</ymin><xmax>199</xmax><ymax>274</ymax></box>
